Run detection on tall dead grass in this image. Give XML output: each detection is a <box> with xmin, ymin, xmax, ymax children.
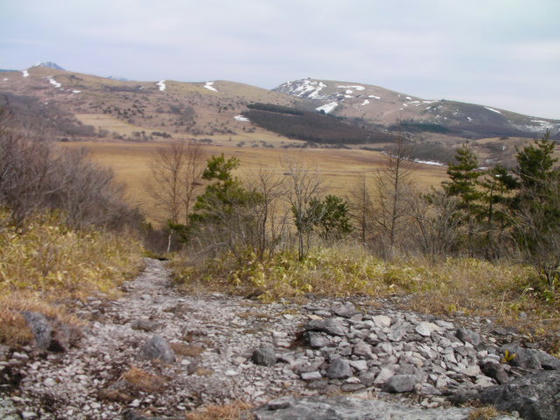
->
<box><xmin>0</xmin><ymin>209</ymin><xmax>144</xmax><ymax>346</ymax></box>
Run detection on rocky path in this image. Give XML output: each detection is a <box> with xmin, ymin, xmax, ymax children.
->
<box><xmin>1</xmin><ymin>258</ymin><xmax>559</xmax><ymax>419</ymax></box>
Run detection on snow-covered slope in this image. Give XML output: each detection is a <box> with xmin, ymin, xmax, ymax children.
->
<box><xmin>274</xmin><ymin>78</ymin><xmax>560</xmax><ymax>138</ymax></box>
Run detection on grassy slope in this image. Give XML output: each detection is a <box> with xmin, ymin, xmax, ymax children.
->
<box><xmin>0</xmin><ymin>210</ymin><xmax>144</xmax><ymax>346</ymax></box>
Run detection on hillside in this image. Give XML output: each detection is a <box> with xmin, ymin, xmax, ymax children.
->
<box><xmin>0</xmin><ymin>64</ymin><xmax>301</xmax><ymax>146</ymax></box>
<box><xmin>274</xmin><ymin>78</ymin><xmax>560</xmax><ymax>140</ymax></box>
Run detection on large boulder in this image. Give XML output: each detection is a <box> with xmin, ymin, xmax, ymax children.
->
<box><xmin>254</xmin><ymin>395</ymin><xmax>472</xmax><ymax>420</ymax></box>
<box><xmin>478</xmin><ymin>370</ymin><xmax>560</xmax><ymax>420</ymax></box>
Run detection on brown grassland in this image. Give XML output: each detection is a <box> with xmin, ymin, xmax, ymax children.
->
<box><xmin>61</xmin><ymin>141</ymin><xmax>448</xmax><ymax>224</ymax></box>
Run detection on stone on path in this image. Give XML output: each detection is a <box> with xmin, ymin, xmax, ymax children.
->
<box><xmin>141</xmin><ymin>335</ymin><xmax>175</xmax><ymax>363</ymax></box>
<box><xmin>326</xmin><ymin>358</ymin><xmax>352</xmax><ymax>379</ymax></box>
<box><xmin>252</xmin><ymin>345</ymin><xmax>277</xmax><ymax>366</ymax></box>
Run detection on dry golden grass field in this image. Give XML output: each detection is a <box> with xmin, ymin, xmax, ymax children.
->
<box><xmin>62</xmin><ymin>141</ymin><xmax>449</xmax><ymax>224</ymax></box>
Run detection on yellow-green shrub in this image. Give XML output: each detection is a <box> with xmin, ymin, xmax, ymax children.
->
<box><xmin>0</xmin><ymin>209</ymin><xmax>144</xmax><ymax>346</ymax></box>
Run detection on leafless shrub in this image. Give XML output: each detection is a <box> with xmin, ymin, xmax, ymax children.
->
<box><xmin>284</xmin><ymin>158</ymin><xmax>322</xmax><ymax>260</ymax></box>
<box><xmin>0</xmin><ymin>107</ymin><xmax>140</xmax><ymax>229</ymax></box>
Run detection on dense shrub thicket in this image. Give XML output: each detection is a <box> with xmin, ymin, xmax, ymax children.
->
<box><xmin>0</xmin><ymin>107</ymin><xmax>141</xmax><ymax>228</ymax></box>
<box><xmin>242</xmin><ymin>103</ymin><xmax>396</xmax><ymax>144</ymax></box>
<box><xmin>0</xmin><ymin>92</ymin><xmax>96</xmax><ymax>140</ymax></box>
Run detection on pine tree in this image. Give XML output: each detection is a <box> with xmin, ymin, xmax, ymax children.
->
<box><xmin>443</xmin><ymin>145</ymin><xmax>482</xmax><ymax>255</ymax></box>
<box><xmin>512</xmin><ymin>132</ymin><xmax>560</xmax><ymax>288</ymax></box>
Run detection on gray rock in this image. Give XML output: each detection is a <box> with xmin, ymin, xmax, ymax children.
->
<box><xmin>304</xmin><ymin>332</ymin><xmax>331</xmax><ymax>348</ymax></box>
<box><xmin>478</xmin><ymin>370</ymin><xmax>560</xmax><ymax>420</ymax></box>
<box><xmin>254</xmin><ymin>395</ymin><xmax>472</xmax><ymax>420</ymax></box>
<box><xmin>130</xmin><ymin>319</ymin><xmax>159</xmax><ymax>332</ymax></box>
<box><xmin>0</xmin><ymin>397</ymin><xmax>21</xmax><ymax>420</ymax></box>
<box><xmin>352</xmin><ymin>341</ymin><xmax>374</xmax><ymax>359</ymax></box>
<box><xmin>326</xmin><ymin>358</ymin><xmax>352</xmax><ymax>379</ymax></box>
<box><xmin>374</xmin><ymin>342</ymin><xmax>393</xmax><ymax>355</ymax></box>
<box><xmin>141</xmin><ymin>335</ymin><xmax>175</xmax><ymax>363</ymax></box>
<box><xmin>22</xmin><ymin>311</ymin><xmax>52</xmax><ymax>350</ymax></box>
<box><xmin>332</xmin><ymin>302</ymin><xmax>358</xmax><ymax>318</ymax></box>
<box><xmin>371</xmin><ymin>315</ymin><xmax>392</xmax><ymax>328</ymax></box>
<box><xmin>374</xmin><ymin>367</ymin><xmax>395</xmax><ymax>385</ymax></box>
<box><xmin>502</xmin><ymin>343</ymin><xmax>560</xmax><ymax>370</ymax></box>
<box><xmin>301</xmin><ymin>371</ymin><xmax>322</xmax><ymax>381</ymax></box>
<box><xmin>415</xmin><ymin>322</ymin><xmax>440</xmax><ymax>337</ymax></box>
<box><xmin>481</xmin><ymin>361</ymin><xmax>509</xmax><ymax>384</ymax></box>
<box><xmin>252</xmin><ymin>345</ymin><xmax>277</xmax><ymax>366</ymax></box>
<box><xmin>389</xmin><ymin>325</ymin><xmax>407</xmax><ymax>341</ymax></box>
<box><xmin>384</xmin><ymin>374</ymin><xmax>418</xmax><ymax>393</ymax></box>
<box><xmin>456</xmin><ymin>328</ymin><xmax>481</xmax><ymax>346</ymax></box>
<box><xmin>305</xmin><ymin>318</ymin><xmax>346</xmax><ymax>336</ymax></box>
<box><xmin>349</xmin><ymin>360</ymin><xmax>368</xmax><ymax>372</ymax></box>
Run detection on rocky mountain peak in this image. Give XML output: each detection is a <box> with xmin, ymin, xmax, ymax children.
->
<box><xmin>33</xmin><ymin>61</ymin><xmax>65</xmax><ymax>71</ymax></box>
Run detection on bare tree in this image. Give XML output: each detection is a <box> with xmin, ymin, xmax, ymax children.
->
<box><xmin>147</xmin><ymin>141</ymin><xmax>205</xmax><ymax>250</ymax></box>
<box><xmin>373</xmin><ymin>136</ymin><xmax>415</xmax><ymax>258</ymax></box>
<box><xmin>250</xmin><ymin>168</ymin><xmax>289</xmax><ymax>260</ymax></box>
<box><xmin>284</xmin><ymin>159</ymin><xmax>322</xmax><ymax>260</ymax></box>
<box><xmin>348</xmin><ymin>175</ymin><xmax>375</xmax><ymax>244</ymax></box>
<box><xmin>409</xmin><ymin>189</ymin><xmax>462</xmax><ymax>260</ymax></box>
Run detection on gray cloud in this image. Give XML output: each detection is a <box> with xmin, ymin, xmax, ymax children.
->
<box><xmin>1</xmin><ymin>0</ymin><xmax>559</xmax><ymax>118</ymax></box>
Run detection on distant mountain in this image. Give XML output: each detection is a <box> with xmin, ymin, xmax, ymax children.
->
<box><xmin>0</xmin><ymin>64</ymin><xmax>558</xmax><ymax>167</ymax></box>
<box><xmin>33</xmin><ymin>62</ymin><xmax>65</xmax><ymax>71</ymax></box>
<box><xmin>274</xmin><ymin>78</ymin><xmax>560</xmax><ymax>139</ymax></box>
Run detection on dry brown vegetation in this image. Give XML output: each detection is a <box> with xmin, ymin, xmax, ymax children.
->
<box><xmin>122</xmin><ymin>367</ymin><xmax>167</xmax><ymax>393</ymax></box>
<box><xmin>61</xmin><ymin>141</ymin><xmax>447</xmax><ymax>224</ymax></box>
<box><xmin>185</xmin><ymin>401</ymin><xmax>253</xmax><ymax>420</ymax></box>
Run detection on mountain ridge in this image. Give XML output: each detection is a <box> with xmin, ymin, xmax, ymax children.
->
<box><xmin>273</xmin><ymin>78</ymin><xmax>560</xmax><ymax>139</ymax></box>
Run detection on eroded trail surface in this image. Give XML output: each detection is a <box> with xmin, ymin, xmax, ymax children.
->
<box><xmin>1</xmin><ymin>258</ymin><xmax>559</xmax><ymax>419</ymax></box>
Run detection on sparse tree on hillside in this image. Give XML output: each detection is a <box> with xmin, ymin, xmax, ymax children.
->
<box><xmin>148</xmin><ymin>141</ymin><xmax>205</xmax><ymax>251</ymax></box>
<box><xmin>511</xmin><ymin>133</ymin><xmax>560</xmax><ymax>288</ymax></box>
<box><xmin>443</xmin><ymin>145</ymin><xmax>482</xmax><ymax>256</ymax></box>
<box><xmin>410</xmin><ymin>188</ymin><xmax>462</xmax><ymax>259</ymax></box>
<box><xmin>477</xmin><ymin>165</ymin><xmax>518</xmax><ymax>258</ymax></box>
<box><xmin>285</xmin><ymin>159</ymin><xmax>322</xmax><ymax>260</ymax></box>
<box><xmin>311</xmin><ymin>194</ymin><xmax>353</xmax><ymax>241</ymax></box>
<box><xmin>349</xmin><ymin>175</ymin><xmax>375</xmax><ymax>244</ymax></box>
<box><xmin>373</xmin><ymin>136</ymin><xmax>414</xmax><ymax>258</ymax></box>
<box><xmin>189</xmin><ymin>154</ymin><xmax>264</xmax><ymax>257</ymax></box>
<box><xmin>251</xmin><ymin>169</ymin><xmax>289</xmax><ymax>260</ymax></box>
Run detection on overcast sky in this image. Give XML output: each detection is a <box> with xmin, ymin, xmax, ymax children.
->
<box><xmin>1</xmin><ymin>0</ymin><xmax>559</xmax><ymax>119</ymax></box>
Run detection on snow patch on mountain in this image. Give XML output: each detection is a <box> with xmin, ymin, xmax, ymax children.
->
<box><xmin>281</xmin><ymin>79</ymin><xmax>327</xmax><ymax>99</ymax></box>
<box><xmin>2</xmin><ymin>78</ymin><xmax>8</xmax><ymax>82</ymax></box>
<box><xmin>204</xmin><ymin>81</ymin><xmax>218</xmax><ymax>92</ymax></box>
<box><xmin>414</xmin><ymin>159</ymin><xmax>444</xmax><ymax>166</ymax></box>
<box><xmin>484</xmin><ymin>106</ymin><xmax>502</xmax><ymax>114</ymax></box>
<box><xmin>156</xmin><ymin>80</ymin><xmax>166</xmax><ymax>91</ymax></box>
<box><xmin>48</xmin><ymin>77</ymin><xmax>61</xmax><ymax>88</ymax></box>
<box><xmin>361</xmin><ymin>100</ymin><xmax>370</xmax><ymax>106</ymax></box>
<box><xmin>72</xmin><ymin>90</ymin><xmax>81</xmax><ymax>94</ymax></box>
<box><xmin>316</xmin><ymin>102</ymin><xmax>338</xmax><ymax>114</ymax></box>
<box><xmin>368</xmin><ymin>95</ymin><xmax>381</xmax><ymax>100</ymax></box>
<box><xmin>234</xmin><ymin>115</ymin><xmax>250</xmax><ymax>122</ymax></box>
<box><xmin>338</xmin><ymin>85</ymin><xmax>365</xmax><ymax>91</ymax></box>
<box><xmin>22</xmin><ymin>70</ymin><xmax>29</xmax><ymax>78</ymax></box>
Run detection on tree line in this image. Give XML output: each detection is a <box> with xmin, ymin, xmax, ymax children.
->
<box><xmin>150</xmin><ymin>132</ymin><xmax>560</xmax><ymax>293</ymax></box>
